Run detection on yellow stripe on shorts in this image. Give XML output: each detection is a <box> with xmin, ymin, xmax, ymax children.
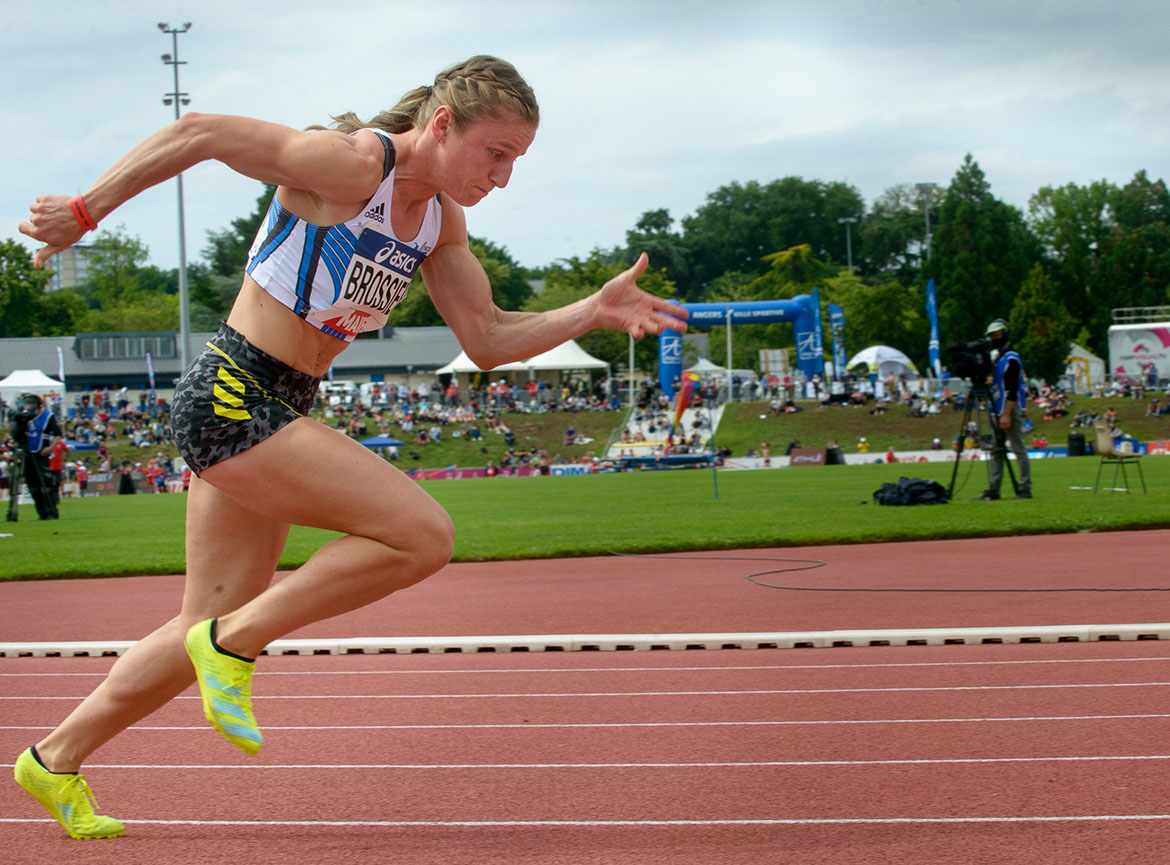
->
<box><xmin>213</xmin><ymin>365</ymin><xmax>252</xmax><ymax>420</ymax></box>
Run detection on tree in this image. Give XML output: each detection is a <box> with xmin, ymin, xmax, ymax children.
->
<box><xmin>0</xmin><ymin>239</ymin><xmax>81</xmax><ymax>337</ymax></box>
<box><xmin>203</xmin><ymin>184</ymin><xmax>276</xmax><ymax>277</ymax></box>
<box><xmin>625</xmin><ymin>208</ymin><xmax>691</xmax><ymax>297</ymax></box>
<box><xmin>1095</xmin><ymin>171</ymin><xmax>1170</xmax><ymax>323</ymax></box>
<box><xmin>821</xmin><ymin>271</ymin><xmax>928</xmax><ymax>369</ymax></box>
<box><xmin>523</xmin><ymin>251</ymin><xmax>679</xmax><ymax>371</ymax></box>
<box><xmin>387</xmin><ymin>236</ymin><xmax>535</xmax><ymax>330</ymax></box>
<box><xmin>64</xmin><ymin>227</ymin><xmax>180</xmax><ymax>332</ymax></box>
<box><xmin>1008</xmin><ymin>264</ymin><xmax>1076</xmax><ymax>385</ymax></box>
<box><xmin>678</xmin><ymin>177</ymin><xmax>865</xmax><ymax>299</ymax></box>
<box><xmin>1027</xmin><ymin>179</ymin><xmax>1117</xmax><ymax>353</ymax></box>
<box><xmin>929</xmin><ymin>155</ymin><xmax>1040</xmax><ymax>345</ymax></box>
<box><xmin>860</xmin><ymin>183</ymin><xmax>945</xmax><ymax>282</ymax></box>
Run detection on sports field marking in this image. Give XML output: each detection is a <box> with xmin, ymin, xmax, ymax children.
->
<box><xmin>10</xmin><ymin>755</ymin><xmax>1170</xmax><ymax>770</ymax></box>
<box><xmin>6</xmin><ymin>680</ymin><xmax>1170</xmax><ymax>700</ymax></box>
<box><xmin>5</xmin><ymin>815</ymin><xmax>1170</xmax><ymax>827</ymax></box>
<box><xmin>7</xmin><ymin>654</ymin><xmax>1170</xmax><ymax>678</ymax></box>
<box><xmin>3</xmin><ymin>712</ymin><xmax>1169</xmax><ymax>732</ymax></box>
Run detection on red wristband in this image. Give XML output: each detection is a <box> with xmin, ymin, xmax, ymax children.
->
<box><xmin>68</xmin><ymin>195</ymin><xmax>98</xmax><ymax>232</ymax></box>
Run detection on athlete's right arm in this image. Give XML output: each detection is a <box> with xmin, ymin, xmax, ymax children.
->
<box><xmin>19</xmin><ymin>113</ymin><xmax>385</xmax><ymax>268</ymax></box>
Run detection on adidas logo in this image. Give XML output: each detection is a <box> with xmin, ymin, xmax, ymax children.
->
<box><xmin>363</xmin><ymin>202</ymin><xmax>385</xmax><ymax>223</ymax></box>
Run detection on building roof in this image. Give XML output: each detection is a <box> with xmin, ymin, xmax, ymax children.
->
<box><xmin>0</xmin><ymin>326</ymin><xmax>464</xmax><ymax>389</ymax></box>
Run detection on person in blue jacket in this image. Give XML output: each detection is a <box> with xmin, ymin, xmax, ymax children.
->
<box><xmin>978</xmin><ymin>319</ymin><xmax>1032</xmax><ymax>500</ymax></box>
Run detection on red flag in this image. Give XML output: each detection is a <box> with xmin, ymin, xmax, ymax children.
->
<box><xmin>666</xmin><ymin>372</ymin><xmax>700</xmax><ymax>453</ymax></box>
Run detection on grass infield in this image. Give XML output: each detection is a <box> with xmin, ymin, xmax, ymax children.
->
<box><xmin>2</xmin><ymin>454</ymin><xmax>1168</xmax><ymax>580</ymax></box>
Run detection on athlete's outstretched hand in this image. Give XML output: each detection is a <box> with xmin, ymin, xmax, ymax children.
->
<box><xmin>19</xmin><ymin>195</ymin><xmax>88</xmax><ymax>269</ymax></box>
<box><xmin>592</xmin><ymin>252</ymin><xmax>688</xmax><ymax>339</ymax></box>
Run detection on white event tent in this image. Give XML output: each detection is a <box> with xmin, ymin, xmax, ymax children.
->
<box><xmin>436</xmin><ymin>339</ymin><xmax>608</xmax><ymax>379</ymax></box>
<box><xmin>846</xmin><ymin>345</ymin><xmax>918</xmax><ymax>379</ymax></box>
<box><xmin>0</xmin><ymin>369</ymin><xmax>65</xmax><ymax>405</ymax></box>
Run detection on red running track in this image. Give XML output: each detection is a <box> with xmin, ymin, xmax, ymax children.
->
<box><xmin>3</xmin><ymin>531</ymin><xmax>1170</xmax><ymax>864</ymax></box>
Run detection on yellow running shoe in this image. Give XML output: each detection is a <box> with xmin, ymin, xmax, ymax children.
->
<box><xmin>184</xmin><ymin>618</ymin><xmax>264</xmax><ymax>755</ymax></box>
<box><xmin>14</xmin><ymin>747</ymin><xmax>125</xmax><ymax>839</ymax></box>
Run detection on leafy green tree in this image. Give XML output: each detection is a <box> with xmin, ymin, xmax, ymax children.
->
<box><xmin>67</xmin><ymin>227</ymin><xmax>180</xmax><ymax>332</ymax></box>
<box><xmin>81</xmin><ymin>227</ymin><xmax>150</xmax><ymax>310</ymax></box>
<box><xmin>860</xmin><ymin>183</ymin><xmax>944</xmax><ymax>282</ymax></box>
<box><xmin>678</xmin><ymin>177</ymin><xmax>865</xmax><ymax>299</ymax></box>
<box><xmin>387</xmin><ymin>236</ymin><xmax>535</xmax><ymax>330</ymax></box>
<box><xmin>821</xmin><ymin>271</ymin><xmax>928</xmax><ymax>369</ymax></box>
<box><xmin>929</xmin><ymin>155</ymin><xmax>1040</xmax><ymax>344</ymax></box>
<box><xmin>1095</xmin><ymin>171</ymin><xmax>1170</xmax><ymax>320</ymax></box>
<box><xmin>1008</xmin><ymin>264</ymin><xmax>1076</xmax><ymax>385</ymax></box>
<box><xmin>203</xmin><ymin>184</ymin><xmax>276</xmax><ymax>277</ymax></box>
<box><xmin>1027</xmin><ymin>179</ymin><xmax>1116</xmax><ymax>353</ymax></box>
<box><xmin>0</xmin><ymin>239</ymin><xmax>83</xmax><ymax>336</ymax></box>
<box><xmin>523</xmin><ymin>252</ymin><xmax>678</xmax><ymax>371</ymax></box>
<box><xmin>625</xmin><ymin>208</ymin><xmax>691</xmax><ymax>296</ymax></box>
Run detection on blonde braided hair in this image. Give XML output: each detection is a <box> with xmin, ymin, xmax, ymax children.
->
<box><xmin>328</xmin><ymin>55</ymin><xmax>539</xmax><ymax>135</ymax></box>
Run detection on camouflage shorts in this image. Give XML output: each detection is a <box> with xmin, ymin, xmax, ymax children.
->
<box><xmin>170</xmin><ymin>322</ymin><xmax>321</xmax><ymax>475</ymax></box>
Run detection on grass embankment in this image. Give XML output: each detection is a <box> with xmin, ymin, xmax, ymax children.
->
<box><xmin>4</xmin><ymin>451</ymin><xmax>1169</xmax><ymax>580</ymax></box>
<box><xmin>94</xmin><ymin>393</ymin><xmax>1168</xmax><ymax>473</ymax></box>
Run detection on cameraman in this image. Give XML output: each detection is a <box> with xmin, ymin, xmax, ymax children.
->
<box><xmin>978</xmin><ymin>319</ymin><xmax>1032</xmax><ymax>501</ymax></box>
<box><xmin>8</xmin><ymin>392</ymin><xmax>62</xmax><ymax>520</ymax></box>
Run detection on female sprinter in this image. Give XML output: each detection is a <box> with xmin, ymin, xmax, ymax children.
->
<box><xmin>14</xmin><ymin>55</ymin><xmax>687</xmax><ymax>839</ymax></box>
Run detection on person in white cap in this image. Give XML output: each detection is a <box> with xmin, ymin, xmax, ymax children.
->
<box><xmin>977</xmin><ymin>318</ymin><xmax>1031</xmax><ymax>500</ymax></box>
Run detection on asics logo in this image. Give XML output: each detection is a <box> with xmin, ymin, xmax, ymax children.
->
<box><xmin>374</xmin><ymin>240</ymin><xmax>397</xmax><ymax>264</ymax></box>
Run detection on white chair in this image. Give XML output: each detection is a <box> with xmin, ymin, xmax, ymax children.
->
<box><xmin>1093</xmin><ymin>421</ymin><xmax>1146</xmax><ymax>494</ymax></box>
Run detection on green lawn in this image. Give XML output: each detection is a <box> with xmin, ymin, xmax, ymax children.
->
<box><xmin>4</xmin><ymin>454</ymin><xmax>1168</xmax><ymax>580</ymax></box>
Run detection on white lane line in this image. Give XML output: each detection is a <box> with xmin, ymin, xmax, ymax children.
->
<box><xmin>4</xmin><ymin>713</ymin><xmax>1169</xmax><ymax>732</ymax></box>
<box><xmin>6</xmin><ymin>681</ymin><xmax>1170</xmax><ymax>700</ymax></box>
<box><xmin>7</xmin><ymin>655</ymin><xmax>1170</xmax><ymax>677</ymax></box>
<box><xmin>7</xmin><ymin>755</ymin><xmax>1169</xmax><ymax>770</ymax></box>
<box><xmin>5</xmin><ymin>815</ymin><xmax>1170</xmax><ymax>827</ymax></box>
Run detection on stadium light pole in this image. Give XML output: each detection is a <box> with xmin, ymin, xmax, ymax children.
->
<box><xmin>160</xmin><ymin>22</ymin><xmax>193</xmax><ymax>374</ymax></box>
<box><xmin>915</xmin><ymin>182</ymin><xmax>937</xmax><ymax>262</ymax></box>
<box><xmin>837</xmin><ymin>216</ymin><xmax>857</xmax><ymax>272</ymax></box>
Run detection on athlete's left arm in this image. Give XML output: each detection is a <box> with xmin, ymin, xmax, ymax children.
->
<box><xmin>420</xmin><ymin>200</ymin><xmax>687</xmax><ymax>371</ymax></box>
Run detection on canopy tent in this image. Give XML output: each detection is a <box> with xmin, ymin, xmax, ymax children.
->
<box><xmin>521</xmin><ymin>340</ymin><xmax>608</xmax><ymax>371</ymax></box>
<box><xmin>360</xmin><ymin>434</ymin><xmax>406</xmax><ymax>448</ymax></box>
<box><xmin>846</xmin><ymin>345</ymin><xmax>918</xmax><ymax>379</ymax></box>
<box><xmin>0</xmin><ymin>369</ymin><xmax>65</xmax><ymax>405</ymax></box>
<box><xmin>434</xmin><ymin>351</ymin><xmax>527</xmax><ymax>375</ymax></box>
<box><xmin>1064</xmin><ymin>342</ymin><xmax>1106</xmax><ymax>394</ymax></box>
<box><xmin>436</xmin><ymin>340</ymin><xmax>607</xmax><ymax>376</ymax></box>
<box><xmin>686</xmin><ymin>357</ymin><xmax>726</xmax><ymax>375</ymax></box>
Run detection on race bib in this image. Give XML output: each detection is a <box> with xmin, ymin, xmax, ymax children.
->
<box><xmin>319</xmin><ymin>226</ymin><xmax>426</xmax><ymax>337</ymax></box>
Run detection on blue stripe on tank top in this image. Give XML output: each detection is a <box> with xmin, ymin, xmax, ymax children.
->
<box><xmin>320</xmin><ymin>226</ymin><xmax>357</xmax><ymax>302</ymax></box>
<box><xmin>247</xmin><ymin>205</ymin><xmax>297</xmax><ymax>272</ymax></box>
<box><xmin>293</xmin><ymin>226</ymin><xmax>328</xmax><ymax>316</ymax></box>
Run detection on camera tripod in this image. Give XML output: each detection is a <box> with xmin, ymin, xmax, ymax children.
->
<box><xmin>946</xmin><ymin>385</ymin><xmax>1018</xmax><ymax>499</ymax></box>
<box><xmin>5</xmin><ymin>455</ymin><xmax>25</xmax><ymax>522</ymax></box>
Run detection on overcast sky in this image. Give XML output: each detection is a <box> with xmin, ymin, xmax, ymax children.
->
<box><xmin>3</xmin><ymin>0</ymin><xmax>1167</xmax><ymax>273</ymax></box>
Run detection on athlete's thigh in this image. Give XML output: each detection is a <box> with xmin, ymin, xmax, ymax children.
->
<box><xmin>179</xmin><ymin>474</ymin><xmax>292</xmax><ymax>618</ymax></box>
<box><xmin>198</xmin><ymin>417</ymin><xmax>452</xmax><ymax>549</ymax></box>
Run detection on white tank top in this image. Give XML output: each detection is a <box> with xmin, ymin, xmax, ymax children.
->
<box><xmin>245</xmin><ymin>129</ymin><xmax>442</xmax><ymax>342</ymax></box>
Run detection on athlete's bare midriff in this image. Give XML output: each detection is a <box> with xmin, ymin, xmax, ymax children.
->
<box><xmin>225</xmin><ymin>277</ymin><xmax>348</xmax><ymax>378</ymax></box>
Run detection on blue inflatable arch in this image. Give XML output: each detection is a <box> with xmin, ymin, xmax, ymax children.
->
<box><xmin>658</xmin><ymin>291</ymin><xmax>824</xmax><ymax>396</ymax></box>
